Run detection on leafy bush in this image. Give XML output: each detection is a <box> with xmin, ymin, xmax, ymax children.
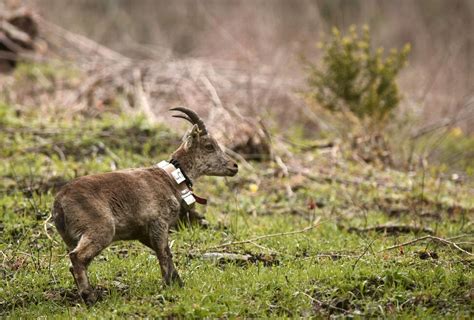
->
<box><xmin>305</xmin><ymin>25</ymin><xmax>410</xmax><ymax>132</ymax></box>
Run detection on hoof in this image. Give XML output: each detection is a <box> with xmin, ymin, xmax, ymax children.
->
<box><xmin>165</xmin><ymin>271</ymin><xmax>184</xmax><ymax>287</ymax></box>
<box><xmin>197</xmin><ymin>219</ymin><xmax>210</xmax><ymax>229</ymax></box>
<box><xmin>80</xmin><ymin>288</ymin><xmax>98</xmax><ymax>306</ymax></box>
<box><xmin>174</xmin><ymin>276</ymin><xmax>184</xmax><ymax>287</ymax></box>
<box><xmin>172</xmin><ymin>271</ymin><xmax>184</xmax><ymax>287</ymax></box>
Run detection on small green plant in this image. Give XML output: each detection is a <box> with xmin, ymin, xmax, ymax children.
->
<box><xmin>305</xmin><ymin>25</ymin><xmax>410</xmax><ymax>132</ymax></box>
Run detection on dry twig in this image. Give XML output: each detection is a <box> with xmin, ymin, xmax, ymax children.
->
<box><xmin>381</xmin><ymin>235</ymin><xmax>473</xmax><ymax>256</ymax></box>
<box><xmin>274</xmin><ymin>155</ymin><xmax>294</xmax><ymax>198</ymax></box>
<box><xmin>352</xmin><ymin>238</ymin><xmax>376</xmax><ymax>269</ymax></box>
<box><xmin>296</xmin><ymin>291</ymin><xmax>355</xmax><ymax>315</ymax></box>
<box><xmin>346</xmin><ymin>224</ymin><xmax>434</xmax><ymax>235</ymax></box>
<box><xmin>205</xmin><ymin>217</ymin><xmax>322</xmax><ymax>251</ymax></box>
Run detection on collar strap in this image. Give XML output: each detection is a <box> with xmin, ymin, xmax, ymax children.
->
<box><xmin>193</xmin><ymin>193</ymin><xmax>208</xmax><ymax>205</ymax></box>
<box><xmin>155</xmin><ymin>160</ymin><xmax>207</xmax><ymax>206</ymax></box>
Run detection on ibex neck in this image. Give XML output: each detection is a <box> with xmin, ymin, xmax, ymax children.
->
<box><xmin>170</xmin><ymin>151</ymin><xmax>200</xmax><ymax>181</ymax></box>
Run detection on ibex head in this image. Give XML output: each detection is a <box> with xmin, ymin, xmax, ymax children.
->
<box><xmin>170</xmin><ymin>107</ymin><xmax>238</xmax><ymax>179</ymax></box>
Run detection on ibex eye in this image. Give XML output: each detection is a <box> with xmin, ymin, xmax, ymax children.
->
<box><xmin>205</xmin><ymin>144</ymin><xmax>214</xmax><ymax>151</ymax></box>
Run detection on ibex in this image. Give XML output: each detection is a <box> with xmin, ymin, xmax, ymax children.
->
<box><xmin>52</xmin><ymin>108</ymin><xmax>238</xmax><ymax>305</ymax></box>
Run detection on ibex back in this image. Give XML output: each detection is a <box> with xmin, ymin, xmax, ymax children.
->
<box><xmin>52</xmin><ymin>108</ymin><xmax>238</xmax><ymax>305</ymax></box>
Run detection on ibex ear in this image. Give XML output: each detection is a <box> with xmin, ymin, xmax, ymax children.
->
<box><xmin>183</xmin><ymin>124</ymin><xmax>200</xmax><ymax>150</ymax></box>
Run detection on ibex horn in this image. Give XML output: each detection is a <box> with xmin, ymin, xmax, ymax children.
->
<box><xmin>170</xmin><ymin>107</ymin><xmax>208</xmax><ymax>135</ymax></box>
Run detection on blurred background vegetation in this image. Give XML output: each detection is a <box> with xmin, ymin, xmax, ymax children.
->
<box><xmin>33</xmin><ymin>0</ymin><xmax>473</xmax><ymax>125</ymax></box>
<box><xmin>1</xmin><ymin>0</ymin><xmax>470</xmax><ymax>175</ymax></box>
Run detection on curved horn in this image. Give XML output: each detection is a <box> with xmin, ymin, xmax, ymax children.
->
<box><xmin>172</xmin><ymin>114</ymin><xmax>193</xmax><ymax>124</ymax></box>
<box><xmin>170</xmin><ymin>107</ymin><xmax>208</xmax><ymax>135</ymax></box>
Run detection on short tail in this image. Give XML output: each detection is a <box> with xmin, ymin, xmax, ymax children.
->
<box><xmin>52</xmin><ymin>199</ymin><xmax>66</xmax><ymax>236</ymax></box>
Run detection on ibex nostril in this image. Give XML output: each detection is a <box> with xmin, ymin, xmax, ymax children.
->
<box><xmin>233</xmin><ymin>163</ymin><xmax>238</xmax><ymax>169</ymax></box>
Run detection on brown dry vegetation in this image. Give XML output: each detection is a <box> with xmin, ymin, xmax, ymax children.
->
<box><xmin>1</xmin><ymin>0</ymin><xmax>472</xmax><ymax>173</ymax></box>
<box><xmin>29</xmin><ymin>0</ymin><xmax>474</xmax><ymax>133</ymax></box>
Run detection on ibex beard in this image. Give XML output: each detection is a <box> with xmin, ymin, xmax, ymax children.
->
<box><xmin>52</xmin><ymin>108</ymin><xmax>238</xmax><ymax>305</ymax></box>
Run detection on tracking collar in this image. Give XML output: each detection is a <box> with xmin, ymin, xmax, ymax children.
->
<box><xmin>156</xmin><ymin>160</ymin><xmax>207</xmax><ymax>206</ymax></box>
<box><xmin>169</xmin><ymin>158</ymin><xmax>193</xmax><ymax>188</ymax></box>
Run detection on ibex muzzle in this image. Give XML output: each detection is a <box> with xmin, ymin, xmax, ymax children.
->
<box><xmin>52</xmin><ymin>108</ymin><xmax>238</xmax><ymax>305</ymax></box>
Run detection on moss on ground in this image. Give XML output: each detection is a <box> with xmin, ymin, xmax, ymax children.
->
<box><xmin>0</xmin><ymin>104</ymin><xmax>472</xmax><ymax>318</ymax></box>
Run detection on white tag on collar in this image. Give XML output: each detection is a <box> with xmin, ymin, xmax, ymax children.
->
<box><xmin>181</xmin><ymin>189</ymin><xmax>196</xmax><ymax>205</ymax></box>
<box><xmin>157</xmin><ymin>160</ymin><xmax>169</xmax><ymax>169</ymax></box>
<box><xmin>171</xmin><ymin>168</ymin><xmax>186</xmax><ymax>184</ymax></box>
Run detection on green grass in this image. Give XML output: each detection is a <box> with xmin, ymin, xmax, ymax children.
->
<box><xmin>1</xmin><ymin>104</ymin><xmax>473</xmax><ymax>318</ymax></box>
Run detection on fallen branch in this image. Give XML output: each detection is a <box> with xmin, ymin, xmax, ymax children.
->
<box><xmin>296</xmin><ymin>291</ymin><xmax>355</xmax><ymax>315</ymax></box>
<box><xmin>346</xmin><ymin>224</ymin><xmax>434</xmax><ymax>235</ymax></box>
<box><xmin>380</xmin><ymin>235</ymin><xmax>473</xmax><ymax>256</ymax></box>
<box><xmin>189</xmin><ymin>251</ymin><xmax>279</xmax><ymax>266</ymax></box>
<box><xmin>248</xmin><ymin>240</ymin><xmax>279</xmax><ymax>254</ymax></box>
<box><xmin>0</xmin><ymin>7</ymin><xmax>39</xmax><ymax>72</ymax></box>
<box><xmin>447</xmin><ymin>234</ymin><xmax>473</xmax><ymax>241</ymax></box>
<box><xmin>274</xmin><ymin>155</ymin><xmax>294</xmax><ymax>198</ymax></box>
<box><xmin>1</xmin><ymin>20</ymin><xmax>32</xmax><ymax>45</ymax></box>
<box><xmin>205</xmin><ymin>217</ymin><xmax>322</xmax><ymax>250</ymax></box>
<box><xmin>307</xmin><ymin>252</ymin><xmax>360</xmax><ymax>260</ymax></box>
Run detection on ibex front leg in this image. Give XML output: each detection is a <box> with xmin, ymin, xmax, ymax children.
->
<box><xmin>148</xmin><ymin>220</ymin><xmax>183</xmax><ymax>286</ymax></box>
<box><xmin>178</xmin><ymin>208</ymin><xmax>209</xmax><ymax>228</ymax></box>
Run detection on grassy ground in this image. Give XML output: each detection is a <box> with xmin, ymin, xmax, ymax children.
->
<box><xmin>1</xmin><ymin>104</ymin><xmax>473</xmax><ymax>318</ymax></box>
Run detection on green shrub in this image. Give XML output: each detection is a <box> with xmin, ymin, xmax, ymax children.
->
<box><xmin>305</xmin><ymin>25</ymin><xmax>410</xmax><ymax>132</ymax></box>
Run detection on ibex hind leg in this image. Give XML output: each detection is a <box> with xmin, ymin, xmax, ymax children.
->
<box><xmin>69</xmin><ymin>230</ymin><xmax>113</xmax><ymax>306</ymax></box>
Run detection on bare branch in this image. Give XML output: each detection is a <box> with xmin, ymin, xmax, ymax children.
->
<box><xmin>347</xmin><ymin>224</ymin><xmax>434</xmax><ymax>235</ymax></box>
<box><xmin>205</xmin><ymin>217</ymin><xmax>322</xmax><ymax>251</ymax></box>
<box><xmin>380</xmin><ymin>235</ymin><xmax>473</xmax><ymax>256</ymax></box>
